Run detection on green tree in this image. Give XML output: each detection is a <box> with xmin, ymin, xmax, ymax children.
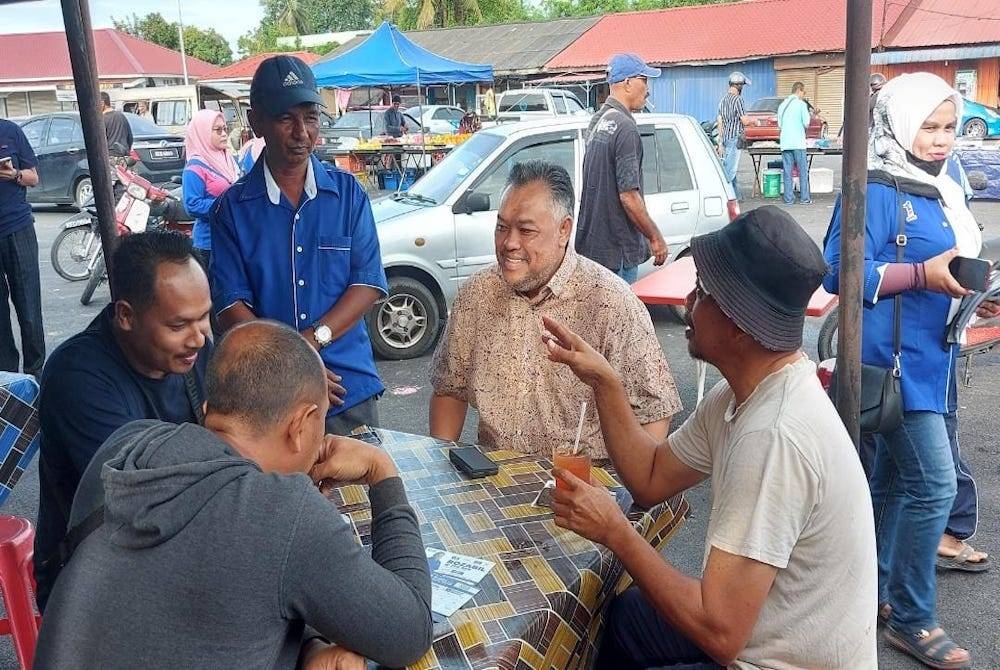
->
<box><xmin>239</xmin><ymin>0</ymin><xmax>375</xmax><ymax>56</ymax></box>
<box><xmin>113</xmin><ymin>13</ymin><xmax>232</xmax><ymax>65</ymax></box>
<box><xmin>542</xmin><ymin>0</ymin><xmax>734</xmax><ymax>18</ymax></box>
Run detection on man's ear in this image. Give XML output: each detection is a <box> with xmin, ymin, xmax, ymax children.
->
<box><xmin>114</xmin><ymin>300</ymin><xmax>136</xmax><ymax>333</ymax></box>
<box><xmin>558</xmin><ymin>215</ymin><xmax>573</xmax><ymax>246</ymax></box>
<box><xmin>286</xmin><ymin>402</ymin><xmax>320</xmax><ymax>454</ymax></box>
<box><xmin>247</xmin><ymin>108</ymin><xmax>264</xmax><ymax>140</ymax></box>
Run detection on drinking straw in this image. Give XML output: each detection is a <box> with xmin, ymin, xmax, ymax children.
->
<box><xmin>572</xmin><ymin>402</ymin><xmax>587</xmax><ymax>455</ymax></box>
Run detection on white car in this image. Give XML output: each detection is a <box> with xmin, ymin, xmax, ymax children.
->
<box><xmin>404</xmin><ymin>105</ymin><xmax>465</xmax><ymax>135</ymax></box>
<box><xmin>365</xmin><ymin>114</ymin><xmax>740</xmax><ymax>360</ymax></box>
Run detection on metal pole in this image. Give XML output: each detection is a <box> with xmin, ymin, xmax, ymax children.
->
<box><xmin>836</xmin><ymin>0</ymin><xmax>874</xmax><ymax>446</ymax></box>
<box><xmin>177</xmin><ymin>0</ymin><xmax>189</xmax><ymax>85</ymax></box>
<box><xmin>60</xmin><ymin>0</ymin><xmax>120</xmax><ymax>294</ymax></box>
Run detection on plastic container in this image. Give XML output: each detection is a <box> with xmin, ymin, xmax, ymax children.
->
<box><xmin>382</xmin><ymin>171</ymin><xmax>401</xmax><ymax>191</ymax></box>
<box><xmin>401</xmin><ymin>167</ymin><xmax>419</xmax><ymax>190</ymax></box>
<box><xmin>762</xmin><ymin>169</ymin><xmax>782</xmax><ymax>198</ymax></box>
<box><xmin>810</xmin><ymin>167</ymin><xmax>834</xmax><ymax>194</ymax></box>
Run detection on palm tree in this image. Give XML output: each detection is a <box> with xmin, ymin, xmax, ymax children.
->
<box><xmin>383</xmin><ymin>0</ymin><xmax>483</xmax><ymax>28</ymax></box>
<box><xmin>277</xmin><ymin>0</ymin><xmax>310</xmax><ymax>35</ymax></box>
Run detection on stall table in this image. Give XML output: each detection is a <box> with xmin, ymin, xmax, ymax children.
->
<box><xmin>328</xmin><ymin>428</ymin><xmax>688</xmax><ymax>670</ymax></box>
<box><xmin>330</xmin><ymin>145</ymin><xmax>454</xmax><ymax>193</ymax></box>
<box><xmin>747</xmin><ymin>145</ymin><xmax>843</xmax><ymax>197</ymax></box>
<box><xmin>0</xmin><ymin>373</ymin><xmax>40</xmax><ymax>506</ymax></box>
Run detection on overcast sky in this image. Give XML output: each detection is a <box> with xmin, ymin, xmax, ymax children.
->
<box><xmin>3</xmin><ymin>0</ymin><xmax>263</xmax><ymax>51</ymax></box>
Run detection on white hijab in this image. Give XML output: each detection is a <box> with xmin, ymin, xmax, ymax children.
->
<box><xmin>869</xmin><ymin>73</ymin><xmax>981</xmax><ymax>259</ymax></box>
<box><xmin>869</xmin><ymin>73</ymin><xmax>982</xmax><ymax>325</ymax></box>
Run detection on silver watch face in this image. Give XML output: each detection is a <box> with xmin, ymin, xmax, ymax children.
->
<box><xmin>315</xmin><ymin>324</ymin><xmax>333</xmax><ymax>344</ymax></box>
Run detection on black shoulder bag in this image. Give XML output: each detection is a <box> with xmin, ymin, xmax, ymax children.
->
<box><xmin>829</xmin><ymin>185</ymin><xmax>904</xmax><ymax>435</ymax></box>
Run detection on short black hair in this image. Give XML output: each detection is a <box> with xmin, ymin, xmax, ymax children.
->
<box><xmin>505</xmin><ymin>160</ymin><xmax>575</xmax><ymax>220</ymax></box>
<box><xmin>205</xmin><ymin>320</ymin><xmax>326</xmax><ymax>431</ymax></box>
<box><xmin>110</xmin><ymin>230</ymin><xmax>199</xmax><ymax>312</ymax></box>
<box><xmin>100</xmin><ymin>91</ymin><xmax>111</xmax><ymax>107</ymax></box>
<box><xmin>791</xmin><ymin>81</ymin><xmax>805</xmax><ymax>94</ymax></box>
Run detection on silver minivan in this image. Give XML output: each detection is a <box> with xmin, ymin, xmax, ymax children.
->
<box><xmin>365</xmin><ymin>114</ymin><xmax>739</xmax><ymax>360</ymax></box>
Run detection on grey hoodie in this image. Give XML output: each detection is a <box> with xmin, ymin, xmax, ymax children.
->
<box><xmin>34</xmin><ymin>420</ymin><xmax>432</xmax><ymax>669</ymax></box>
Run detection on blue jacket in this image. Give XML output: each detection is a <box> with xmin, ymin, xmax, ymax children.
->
<box><xmin>182</xmin><ymin>158</ymin><xmax>234</xmax><ymax>251</ymax></box>
<box><xmin>823</xmin><ymin>168</ymin><xmax>965</xmax><ymax>413</ymax></box>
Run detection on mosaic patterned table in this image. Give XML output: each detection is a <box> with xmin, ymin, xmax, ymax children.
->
<box><xmin>0</xmin><ymin>373</ymin><xmax>40</xmax><ymax>507</ymax></box>
<box><xmin>327</xmin><ymin>428</ymin><xmax>689</xmax><ymax>670</ymax></box>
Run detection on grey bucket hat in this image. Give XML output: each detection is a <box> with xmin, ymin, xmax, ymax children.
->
<box><xmin>690</xmin><ymin>205</ymin><xmax>828</xmax><ymax>351</ymax></box>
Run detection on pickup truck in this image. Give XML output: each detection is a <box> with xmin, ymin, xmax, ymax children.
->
<box><xmin>495</xmin><ymin>88</ymin><xmax>589</xmax><ymax>121</ymax></box>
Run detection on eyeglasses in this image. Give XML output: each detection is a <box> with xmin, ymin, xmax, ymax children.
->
<box><xmin>695</xmin><ymin>277</ymin><xmax>710</xmax><ymax>300</ymax></box>
<box><xmin>212</xmin><ymin>126</ymin><xmax>228</xmax><ymax>135</ymax></box>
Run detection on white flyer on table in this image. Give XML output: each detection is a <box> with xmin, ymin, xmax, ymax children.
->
<box><xmin>426</xmin><ymin>548</ymin><xmax>495</xmax><ymax>617</ymax></box>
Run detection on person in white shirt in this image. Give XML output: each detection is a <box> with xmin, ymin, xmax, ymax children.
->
<box><xmin>543</xmin><ymin>205</ymin><xmax>877</xmax><ymax>670</ymax></box>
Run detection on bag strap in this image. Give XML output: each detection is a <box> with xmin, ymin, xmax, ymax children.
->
<box><xmin>892</xmin><ymin>178</ymin><xmax>905</xmax><ymax>376</ymax></box>
<box><xmin>185</xmin><ymin>368</ymin><xmax>205</xmax><ymax>424</ymax></box>
<box><xmin>41</xmin><ymin>505</ymin><xmax>105</xmax><ymax>572</ymax></box>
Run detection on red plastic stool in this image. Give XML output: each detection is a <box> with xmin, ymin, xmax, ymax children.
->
<box><xmin>0</xmin><ymin>516</ymin><xmax>41</xmax><ymax>669</ymax></box>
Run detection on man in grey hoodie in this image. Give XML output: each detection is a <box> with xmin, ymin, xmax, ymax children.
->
<box><xmin>34</xmin><ymin>320</ymin><xmax>433</xmax><ymax>669</ymax></box>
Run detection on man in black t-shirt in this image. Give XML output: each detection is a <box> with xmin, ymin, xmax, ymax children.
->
<box><xmin>34</xmin><ymin>230</ymin><xmax>213</xmax><ymax>610</ymax></box>
<box><xmin>576</xmin><ymin>53</ymin><xmax>668</xmax><ymax>284</ymax></box>
<box><xmin>384</xmin><ymin>95</ymin><xmax>408</xmax><ymax>138</ymax></box>
<box><xmin>100</xmin><ymin>91</ymin><xmax>133</xmax><ymax>157</ymax></box>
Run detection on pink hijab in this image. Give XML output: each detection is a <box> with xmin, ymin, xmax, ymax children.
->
<box><xmin>184</xmin><ymin>109</ymin><xmax>238</xmax><ymax>183</ymax></box>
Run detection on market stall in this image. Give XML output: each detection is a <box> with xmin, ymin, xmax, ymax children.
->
<box><xmin>312</xmin><ymin>22</ymin><xmax>492</xmax><ymax>191</ymax></box>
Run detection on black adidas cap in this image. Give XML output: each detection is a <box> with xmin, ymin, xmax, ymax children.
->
<box><xmin>250</xmin><ymin>55</ymin><xmax>324</xmax><ymax>116</ymax></box>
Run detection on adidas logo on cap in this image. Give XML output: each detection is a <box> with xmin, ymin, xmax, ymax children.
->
<box><xmin>283</xmin><ymin>70</ymin><xmax>304</xmax><ymax>87</ymax></box>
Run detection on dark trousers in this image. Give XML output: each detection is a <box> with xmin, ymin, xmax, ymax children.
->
<box><xmin>596</xmin><ymin>587</ymin><xmax>723</xmax><ymax>670</ymax></box>
<box><xmin>859</xmin><ymin>409</ymin><xmax>976</xmax><ymax>541</ymax></box>
<box><xmin>0</xmin><ymin>225</ymin><xmax>44</xmax><ymax>378</ymax></box>
<box><xmin>325</xmin><ymin>394</ymin><xmax>380</xmax><ymax>436</ymax></box>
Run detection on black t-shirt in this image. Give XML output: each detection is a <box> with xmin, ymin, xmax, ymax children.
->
<box><xmin>575</xmin><ymin>98</ymin><xmax>650</xmax><ymax>271</ymax></box>
<box><xmin>0</xmin><ymin>119</ymin><xmax>38</xmax><ymax>237</ymax></box>
<box><xmin>34</xmin><ymin>305</ymin><xmax>211</xmax><ymax>609</ymax></box>
<box><xmin>384</xmin><ymin>107</ymin><xmax>406</xmax><ymax>138</ymax></box>
<box><xmin>103</xmin><ymin>110</ymin><xmax>133</xmax><ymax>157</ymax></box>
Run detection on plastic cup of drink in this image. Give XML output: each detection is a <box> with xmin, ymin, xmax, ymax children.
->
<box><xmin>553</xmin><ymin>448</ymin><xmax>592</xmax><ymax>490</ymax></box>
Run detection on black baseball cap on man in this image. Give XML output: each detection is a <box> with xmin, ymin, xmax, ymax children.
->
<box><xmin>250</xmin><ymin>55</ymin><xmax>324</xmax><ymax>116</ymax></box>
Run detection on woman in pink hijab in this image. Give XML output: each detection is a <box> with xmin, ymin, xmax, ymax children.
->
<box><xmin>182</xmin><ymin>109</ymin><xmax>238</xmax><ymax>260</ymax></box>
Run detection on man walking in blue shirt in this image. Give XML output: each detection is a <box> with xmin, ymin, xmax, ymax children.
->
<box><xmin>212</xmin><ymin>55</ymin><xmax>388</xmax><ymax>435</ymax></box>
<box><xmin>777</xmin><ymin>82</ymin><xmax>812</xmax><ymax>205</ymax></box>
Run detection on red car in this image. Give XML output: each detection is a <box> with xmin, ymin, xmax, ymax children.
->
<box><xmin>743</xmin><ymin>96</ymin><xmax>828</xmax><ymax>145</ymax></box>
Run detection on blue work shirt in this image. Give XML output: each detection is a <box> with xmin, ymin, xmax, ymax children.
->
<box><xmin>777</xmin><ymin>95</ymin><xmax>809</xmax><ymax>151</ymax></box>
<box><xmin>211</xmin><ymin>154</ymin><xmax>388</xmax><ymax>416</ymax></box>
<box><xmin>823</xmin><ymin>167</ymin><xmax>968</xmax><ymax>413</ymax></box>
<box><xmin>0</xmin><ymin>119</ymin><xmax>38</xmax><ymax>238</ymax></box>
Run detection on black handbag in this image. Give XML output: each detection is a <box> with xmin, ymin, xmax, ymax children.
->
<box><xmin>829</xmin><ymin>184</ymin><xmax>905</xmax><ymax>434</ymax></box>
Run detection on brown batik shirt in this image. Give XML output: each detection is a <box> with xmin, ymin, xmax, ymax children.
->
<box><xmin>430</xmin><ymin>247</ymin><xmax>682</xmax><ymax>458</ymax></box>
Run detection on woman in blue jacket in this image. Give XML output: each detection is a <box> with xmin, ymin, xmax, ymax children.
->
<box><xmin>824</xmin><ymin>73</ymin><xmax>998</xmax><ymax>669</ymax></box>
<box><xmin>182</xmin><ymin>110</ymin><xmax>238</xmax><ymax>266</ymax></box>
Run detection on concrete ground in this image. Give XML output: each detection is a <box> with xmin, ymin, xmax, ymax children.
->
<box><xmin>2</xmin><ymin>155</ymin><xmax>999</xmax><ymax>668</ymax></box>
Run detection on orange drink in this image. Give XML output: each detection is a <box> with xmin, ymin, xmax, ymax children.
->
<box><xmin>553</xmin><ymin>451</ymin><xmax>592</xmax><ymax>490</ymax></box>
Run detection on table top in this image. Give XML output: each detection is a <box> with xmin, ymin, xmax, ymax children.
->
<box><xmin>748</xmin><ymin>145</ymin><xmax>843</xmax><ymax>156</ymax></box>
<box><xmin>327</xmin><ymin>428</ymin><xmax>688</xmax><ymax>670</ymax></box>
<box><xmin>329</xmin><ymin>145</ymin><xmax>454</xmax><ymax>155</ymax></box>
<box><xmin>632</xmin><ymin>256</ymin><xmax>838</xmax><ymax>316</ymax></box>
<box><xmin>0</xmin><ymin>373</ymin><xmax>40</xmax><ymax>506</ymax></box>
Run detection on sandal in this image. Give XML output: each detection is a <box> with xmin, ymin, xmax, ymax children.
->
<box><xmin>885</xmin><ymin>626</ymin><xmax>971</xmax><ymax>670</ymax></box>
<box><xmin>878</xmin><ymin>602</ymin><xmax>892</xmax><ymax>625</ymax></box>
<box><xmin>937</xmin><ymin>542</ymin><xmax>990</xmax><ymax>573</ymax></box>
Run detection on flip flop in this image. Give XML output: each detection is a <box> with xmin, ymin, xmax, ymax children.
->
<box><xmin>878</xmin><ymin>602</ymin><xmax>892</xmax><ymax>625</ymax></box>
<box><xmin>884</xmin><ymin>626</ymin><xmax>971</xmax><ymax>670</ymax></box>
<box><xmin>937</xmin><ymin>543</ymin><xmax>990</xmax><ymax>573</ymax></box>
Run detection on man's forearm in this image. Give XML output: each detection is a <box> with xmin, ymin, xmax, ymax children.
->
<box><xmin>591</xmin><ymin>375</ymin><xmax>661</xmax><ymax>498</ymax></box>
<box><xmin>218</xmin><ymin>301</ymin><xmax>256</xmax><ymax>332</ymax></box>
<box><xmin>314</xmin><ymin>285</ymin><xmax>381</xmax><ymax>341</ymax></box>
<box><xmin>429</xmin><ymin>394</ymin><xmax>468</xmax><ymax>441</ymax></box>
<box><xmin>608</xmin><ymin>526</ymin><xmax>733</xmax><ymax>666</ymax></box>
<box><xmin>620</xmin><ymin>190</ymin><xmax>662</xmax><ymax>244</ymax></box>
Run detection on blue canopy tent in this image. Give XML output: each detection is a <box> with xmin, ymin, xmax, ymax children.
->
<box><xmin>312</xmin><ymin>21</ymin><xmax>493</xmax><ymax>88</ymax></box>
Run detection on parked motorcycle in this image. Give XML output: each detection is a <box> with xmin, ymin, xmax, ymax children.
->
<box><xmin>79</xmin><ymin>165</ymin><xmax>191</xmax><ymax>306</ymax></box>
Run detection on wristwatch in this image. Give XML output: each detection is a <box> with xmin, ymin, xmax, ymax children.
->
<box><xmin>312</xmin><ymin>322</ymin><xmax>333</xmax><ymax>348</ymax></box>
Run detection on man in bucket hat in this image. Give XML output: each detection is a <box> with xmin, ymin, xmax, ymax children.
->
<box><xmin>211</xmin><ymin>55</ymin><xmax>388</xmax><ymax>436</ymax></box>
<box><xmin>542</xmin><ymin>206</ymin><xmax>878</xmax><ymax>669</ymax></box>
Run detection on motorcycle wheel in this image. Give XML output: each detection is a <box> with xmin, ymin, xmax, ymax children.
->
<box><xmin>81</xmin><ymin>255</ymin><xmax>107</xmax><ymax>306</ymax></box>
<box><xmin>51</xmin><ymin>225</ymin><xmax>98</xmax><ymax>282</ymax></box>
<box><xmin>817</xmin><ymin>305</ymin><xmax>839</xmax><ymax>361</ymax></box>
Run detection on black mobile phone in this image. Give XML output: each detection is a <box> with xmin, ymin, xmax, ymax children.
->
<box><xmin>948</xmin><ymin>256</ymin><xmax>991</xmax><ymax>292</ymax></box>
<box><xmin>449</xmin><ymin>446</ymin><xmax>499</xmax><ymax>478</ymax></box>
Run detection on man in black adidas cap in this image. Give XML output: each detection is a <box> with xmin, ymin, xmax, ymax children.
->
<box><xmin>211</xmin><ymin>55</ymin><xmax>389</xmax><ymax>436</ymax></box>
<box><xmin>541</xmin><ymin>206</ymin><xmax>878</xmax><ymax>669</ymax></box>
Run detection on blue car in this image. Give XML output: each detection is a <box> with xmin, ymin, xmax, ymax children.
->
<box><xmin>961</xmin><ymin>98</ymin><xmax>1000</xmax><ymax>138</ymax></box>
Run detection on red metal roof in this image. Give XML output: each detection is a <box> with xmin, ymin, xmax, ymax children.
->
<box><xmin>0</xmin><ymin>29</ymin><xmax>214</xmax><ymax>83</ymax></box>
<box><xmin>882</xmin><ymin>0</ymin><xmax>1000</xmax><ymax>48</ymax></box>
<box><xmin>201</xmin><ymin>51</ymin><xmax>322</xmax><ymax>82</ymax></box>
<box><xmin>547</xmin><ymin>0</ymin><xmax>906</xmax><ymax>69</ymax></box>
